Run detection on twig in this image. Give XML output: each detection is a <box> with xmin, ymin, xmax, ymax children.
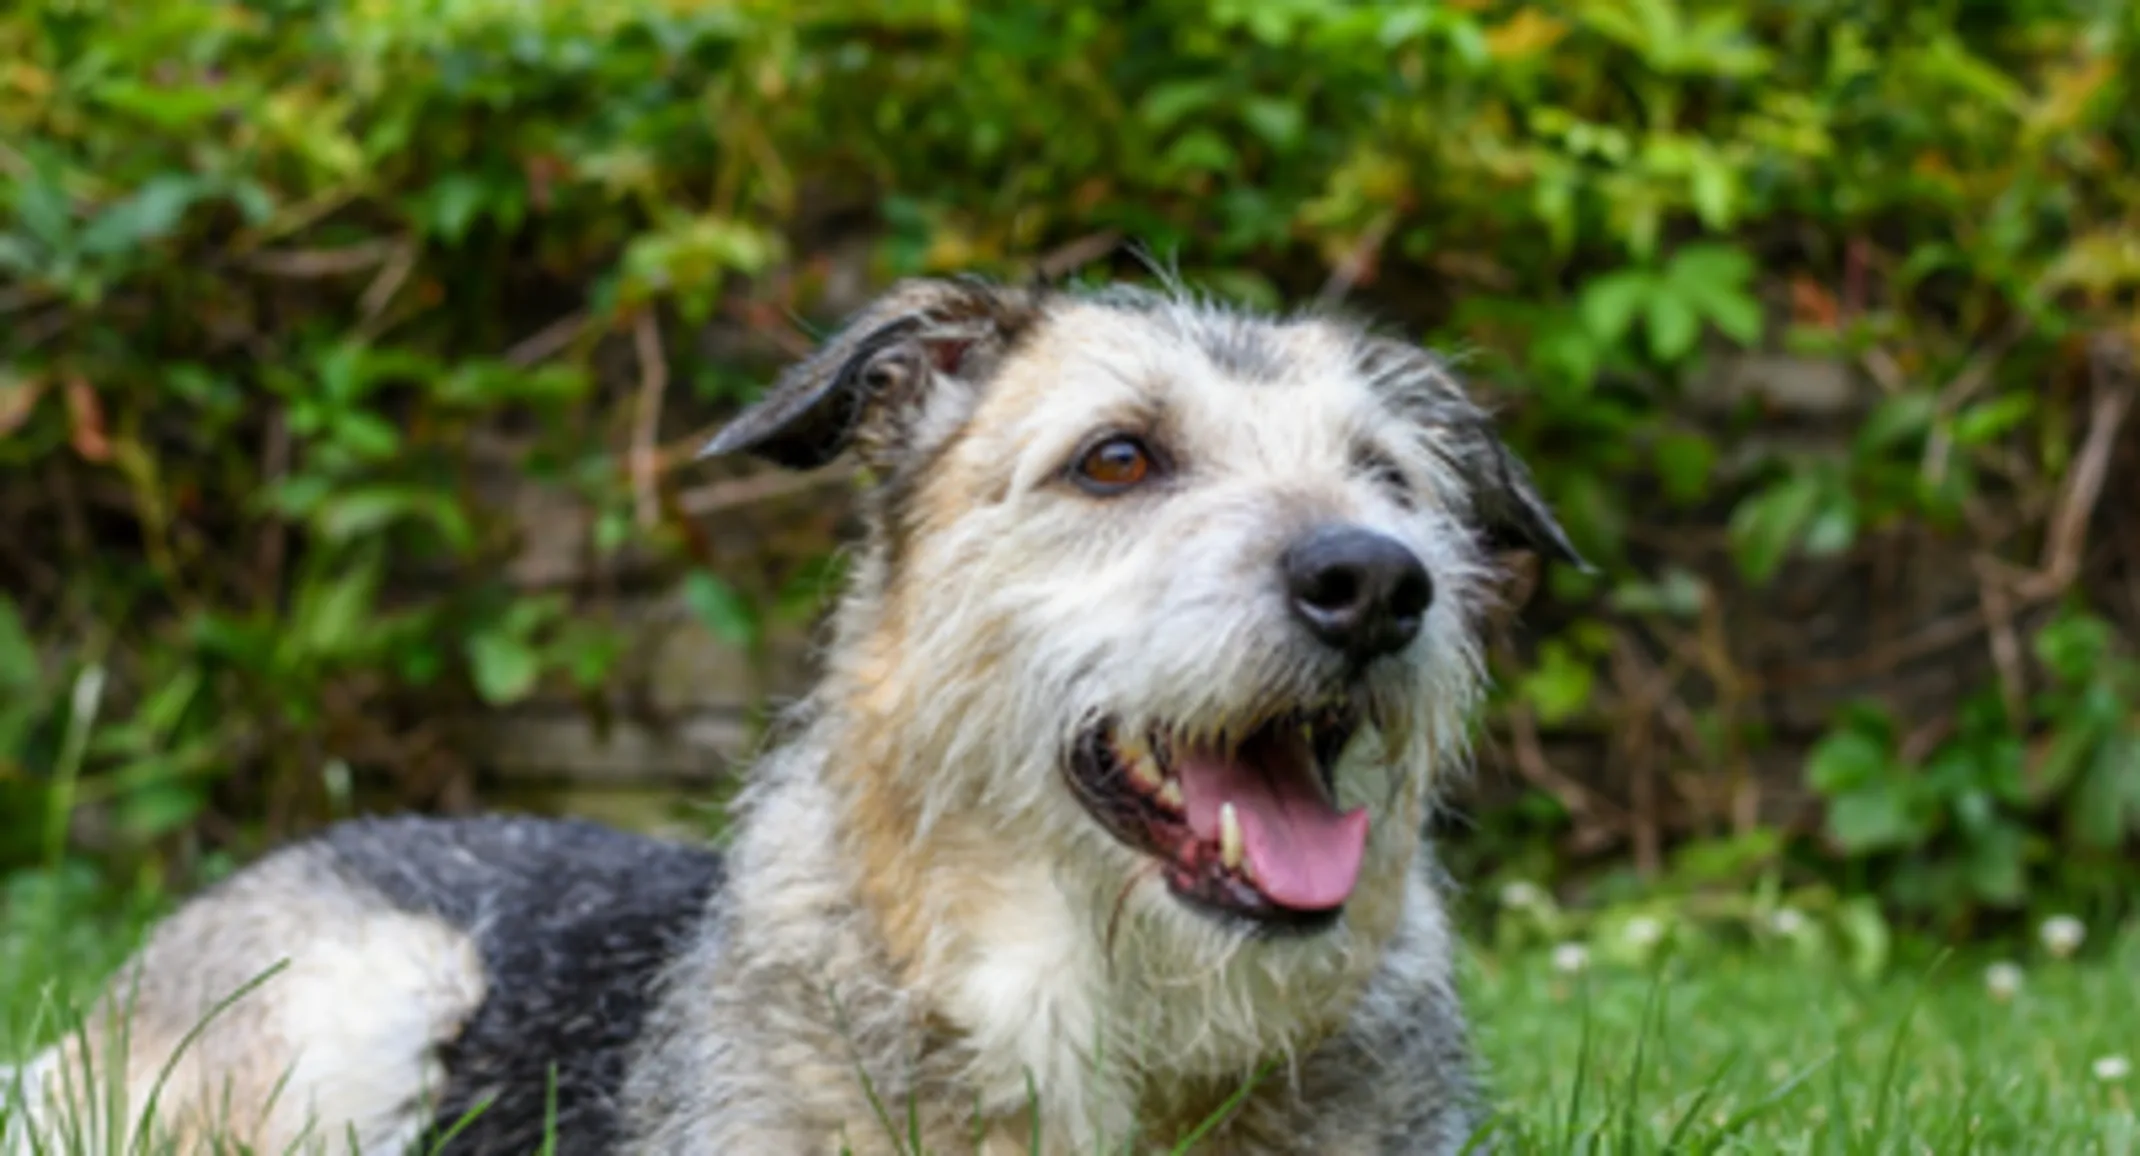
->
<box><xmin>1765</xmin><ymin>607</ymin><xmax>1992</xmax><ymax>691</ymax></box>
<box><xmin>353</xmin><ymin>238</ymin><xmax>419</xmax><ymax>343</ymax></box>
<box><xmin>1973</xmin><ymin>553</ymin><xmax>2028</xmax><ymax>725</ymax></box>
<box><xmin>1898</xmin><ymin>715</ymin><xmax>1955</xmax><ymax>766</ymax></box>
<box><xmin>1608</xmin><ymin>637</ymin><xmax>1669</xmax><ymax>878</ymax></box>
<box><xmin>1030</xmin><ymin>231</ymin><xmax>1125</xmax><ymax>282</ymax></box>
<box><xmin>675</xmin><ymin>463</ymin><xmax>858</xmax><ymax>517</ymax></box>
<box><xmin>2016</xmin><ymin>336</ymin><xmax>2133</xmax><ymax>601</ymax></box>
<box><xmin>243</xmin><ymin>242</ymin><xmax>395</xmax><ymax>279</ymax></box>
<box><xmin>1503</xmin><ymin>701</ymin><xmax>1611</xmax><ymax>824</ymax></box>
<box><xmin>630</xmin><ymin>311</ymin><xmax>670</xmax><ymax>529</ymax></box>
<box><xmin>1858</xmin><ymin>346</ymin><xmax>1908</xmax><ymax>395</ymax></box>
<box><xmin>1922</xmin><ymin>317</ymin><xmax>2030</xmax><ymax>489</ymax></box>
<box><xmin>1316</xmin><ymin>209</ymin><xmax>1397</xmax><ymax>310</ymax></box>
<box><xmin>1617</xmin><ymin>629</ymin><xmax>1707</xmax><ymax>798</ymax></box>
<box><xmin>505</xmin><ymin>310</ymin><xmax>591</xmax><ymax>368</ymax></box>
<box><xmin>0</xmin><ymin>285</ymin><xmax>54</xmax><ymax>315</ymax></box>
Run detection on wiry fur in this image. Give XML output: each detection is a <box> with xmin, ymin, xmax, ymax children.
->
<box><xmin>3</xmin><ymin>277</ymin><xmax>1579</xmax><ymax>1155</ymax></box>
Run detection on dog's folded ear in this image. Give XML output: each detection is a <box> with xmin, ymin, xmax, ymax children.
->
<box><xmin>1357</xmin><ymin>337</ymin><xmax>1591</xmax><ymax>574</ymax></box>
<box><xmin>1457</xmin><ymin>427</ymin><xmax>1591</xmax><ymax>573</ymax></box>
<box><xmin>700</xmin><ymin>277</ymin><xmax>1042</xmax><ymax>471</ymax></box>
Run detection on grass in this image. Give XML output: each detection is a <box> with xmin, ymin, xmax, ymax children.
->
<box><xmin>1463</xmin><ymin>933</ymin><xmax>2139</xmax><ymax>1152</ymax></box>
<box><xmin>3</xmin><ymin>864</ymin><xmax>2135</xmax><ymax>1154</ymax></box>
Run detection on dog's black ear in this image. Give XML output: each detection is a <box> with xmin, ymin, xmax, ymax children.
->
<box><xmin>1356</xmin><ymin>337</ymin><xmax>1591</xmax><ymax>572</ymax></box>
<box><xmin>1458</xmin><ymin>428</ymin><xmax>1591</xmax><ymax>572</ymax></box>
<box><xmin>700</xmin><ymin>278</ymin><xmax>1043</xmax><ymax>471</ymax></box>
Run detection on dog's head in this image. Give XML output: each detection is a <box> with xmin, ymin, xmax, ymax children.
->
<box><xmin>706</xmin><ymin>277</ymin><xmax>1578</xmax><ymax>942</ymax></box>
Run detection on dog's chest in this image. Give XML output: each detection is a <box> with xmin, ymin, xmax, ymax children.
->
<box><xmin>936</xmin><ymin>864</ymin><xmax>1128</xmax><ymax>1129</ymax></box>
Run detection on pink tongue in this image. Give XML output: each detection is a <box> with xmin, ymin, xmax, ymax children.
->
<box><xmin>1176</xmin><ymin>732</ymin><xmax>1370</xmax><ymax>911</ymax></box>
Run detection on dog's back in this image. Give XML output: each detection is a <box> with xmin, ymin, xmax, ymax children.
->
<box><xmin>4</xmin><ymin>815</ymin><xmax>720</xmax><ymax>1155</ymax></box>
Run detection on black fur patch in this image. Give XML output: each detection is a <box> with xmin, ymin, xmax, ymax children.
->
<box><xmin>320</xmin><ymin>815</ymin><xmax>724</xmax><ymax>1155</ymax></box>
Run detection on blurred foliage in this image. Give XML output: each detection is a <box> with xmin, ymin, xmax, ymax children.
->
<box><xmin>1</xmin><ymin>0</ymin><xmax>2137</xmax><ymax>933</ymax></box>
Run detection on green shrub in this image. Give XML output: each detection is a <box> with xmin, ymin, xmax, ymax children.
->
<box><xmin>1</xmin><ymin>0</ymin><xmax>2135</xmax><ymax>929</ymax></box>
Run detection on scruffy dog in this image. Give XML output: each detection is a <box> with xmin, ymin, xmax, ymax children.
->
<box><xmin>4</xmin><ymin>277</ymin><xmax>1580</xmax><ymax>1155</ymax></box>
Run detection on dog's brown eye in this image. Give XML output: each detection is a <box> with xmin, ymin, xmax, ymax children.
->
<box><xmin>1073</xmin><ymin>436</ymin><xmax>1154</xmax><ymax>494</ymax></box>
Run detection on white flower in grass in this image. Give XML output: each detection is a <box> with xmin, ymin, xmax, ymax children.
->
<box><xmin>1622</xmin><ymin>916</ymin><xmax>1665</xmax><ymax>949</ymax></box>
<box><xmin>1551</xmin><ymin>942</ymin><xmax>1590</xmax><ymax>974</ymax></box>
<box><xmin>1983</xmin><ymin>961</ymin><xmax>2024</xmax><ymax>1002</ymax></box>
<box><xmin>1500</xmin><ymin>880</ymin><xmax>1548</xmax><ymax>910</ymax></box>
<box><xmin>2093</xmin><ymin>1055</ymin><xmax>2131</xmax><ymax>1083</ymax></box>
<box><xmin>1769</xmin><ymin>907</ymin><xmax>1808</xmax><ymax>936</ymax></box>
<box><xmin>2039</xmin><ymin>915</ymin><xmax>2086</xmax><ymax>959</ymax></box>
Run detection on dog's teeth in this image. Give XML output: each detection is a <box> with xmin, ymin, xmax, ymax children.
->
<box><xmin>1219</xmin><ymin>802</ymin><xmax>1244</xmax><ymax>872</ymax></box>
<box><xmin>1155</xmin><ymin>778</ymin><xmax>1184</xmax><ymax>811</ymax></box>
<box><xmin>1129</xmin><ymin>756</ymin><xmax>1164</xmax><ymax>793</ymax></box>
<box><xmin>1122</xmin><ymin>741</ymin><xmax>1164</xmax><ymax>792</ymax></box>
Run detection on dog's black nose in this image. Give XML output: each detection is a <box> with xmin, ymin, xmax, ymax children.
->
<box><xmin>1282</xmin><ymin>526</ymin><xmax>1433</xmax><ymax>660</ymax></box>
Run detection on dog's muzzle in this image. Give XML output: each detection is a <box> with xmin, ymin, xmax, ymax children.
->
<box><xmin>1064</xmin><ymin>699</ymin><xmax>1370</xmax><ymax>933</ymax></box>
<box><xmin>1060</xmin><ymin>524</ymin><xmax>1433</xmax><ymax>932</ymax></box>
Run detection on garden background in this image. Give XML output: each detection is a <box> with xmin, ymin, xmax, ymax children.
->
<box><xmin>3</xmin><ymin>1</ymin><xmax>2138</xmax><ymax>1148</ymax></box>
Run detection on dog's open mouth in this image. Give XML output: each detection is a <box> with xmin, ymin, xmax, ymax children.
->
<box><xmin>1067</xmin><ymin>703</ymin><xmax>1368</xmax><ymax>930</ymax></box>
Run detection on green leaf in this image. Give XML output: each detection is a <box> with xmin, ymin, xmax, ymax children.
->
<box><xmin>296</xmin><ymin>563</ymin><xmax>381</xmax><ymax>657</ymax></box>
<box><xmin>2068</xmin><ymin>736</ymin><xmax>2138</xmax><ymax>850</ymax></box>
<box><xmin>1688</xmin><ymin>154</ymin><xmax>1736</xmax><ymax>229</ymax></box>
<box><xmin>1652</xmin><ymin>431</ymin><xmax>1716</xmax><ymax>503</ymax></box>
<box><xmin>332</xmin><ymin>411</ymin><xmax>404</xmax><ymax>459</ymax></box>
<box><xmin>2031</xmin><ymin>723</ymin><xmax>2097</xmax><ymax>797</ymax></box>
<box><xmin>14</xmin><ymin>173</ymin><xmax>74</xmax><ymax>249</ymax></box>
<box><xmin>1519</xmin><ymin>640</ymin><xmax>1594</xmax><ymax>725</ymax></box>
<box><xmin>118</xmin><ymin>782</ymin><xmax>208</xmax><ymax>839</ymax></box>
<box><xmin>1801</xmin><ymin>495</ymin><xmax>1858</xmax><ymax>556</ymax></box>
<box><xmin>1806</xmin><ymin>729</ymin><xmax>1889</xmax><ymax>794</ymax></box>
<box><xmin>1579</xmin><ymin>269</ymin><xmax>1652</xmax><ymax>345</ymax></box>
<box><xmin>0</xmin><ymin>596</ymin><xmax>37</xmax><ymax>692</ymax></box>
<box><xmin>1159</xmin><ymin>129</ymin><xmax>1238</xmax><ymax>176</ymax></box>
<box><xmin>1665</xmin><ymin>243</ymin><xmax>1755</xmax><ymax>291</ymax></box>
<box><xmin>2033</xmin><ymin>613</ymin><xmax>2111</xmax><ymax>681</ymax></box>
<box><xmin>1728</xmin><ymin>471</ymin><xmax>1823</xmax><ymax>583</ymax></box>
<box><xmin>1607</xmin><ymin>568</ymin><xmax>1706</xmax><ymax>619</ymax></box>
<box><xmin>1962</xmin><ymin>825</ymin><xmax>2025</xmax><ymax>905</ymax></box>
<box><xmin>93</xmin><ymin>79</ymin><xmax>230</xmax><ymax>132</ymax></box>
<box><xmin>1826</xmin><ymin>785</ymin><xmax>1919</xmax><ymax>852</ymax></box>
<box><xmin>1139</xmin><ymin>79</ymin><xmax>1226</xmax><ymax>130</ymax></box>
<box><xmin>684</xmin><ymin>571</ymin><xmax>759</xmax><ymax>650</ymax></box>
<box><xmin>315</xmin><ymin>488</ymin><xmax>473</xmax><ymax>549</ymax></box>
<box><xmin>1240</xmin><ymin>97</ymin><xmax>1305</xmax><ymax>152</ymax></box>
<box><xmin>1855</xmin><ymin>393</ymin><xmax>1937</xmax><ymax>456</ymax></box>
<box><xmin>136</xmin><ymin>666</ymin><xmax>203</xmax><ymax>741</ymax></box>
<box><xmin>467</xmin><ymin>631</ymin><xmax>542</xmax><ymax>705</ymax></box>
<box><xmin>420</xmin><ymin>172</ymin><xmax>491</xmax><ymax>244</ymax></box>
<box><xmin>1951</xmin><ymin>394</ymin><xmax>2034</xmax><ymax>446</ymax></box>
<box><xmin>1701</xmin><ymin>288</ymin><xmax>1765</xmax><ymax>346</ymax></box>
<box><xmin>1835</xmin><ymin>897</ymin><xmax>1892</xmax><ymax>980</ymax></box>
<box><xmin>77</xmin><ymin>176</ymin><xmax>205</xmax><ymax>256</ymax></box>
<box><xmin>1645</xmin><ymin>292</ymin><xmax>1701</xmax><ymax>361</ymax></box>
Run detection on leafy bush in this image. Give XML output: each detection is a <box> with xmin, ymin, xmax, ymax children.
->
<box><xmin>2</xmin><ymin>0</ymin><xmax>2135</xmax><ymax>929</ymax></box>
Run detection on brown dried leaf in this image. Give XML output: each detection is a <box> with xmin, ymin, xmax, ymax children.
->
<box><xmin>64</xmin><ymin>375</ymin><xmax>112</xmax><ymax>462</ymax></box>
<box><xmin>0</xmin><ymin>375</ymin><xmax>42</xmax><ymax>438</ymax></box>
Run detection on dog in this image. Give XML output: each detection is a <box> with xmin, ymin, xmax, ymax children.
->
<box><xmin>3</xmin><ymin>276</ymin><xmax>1581</xmax><ymax>1155</ymax></box>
